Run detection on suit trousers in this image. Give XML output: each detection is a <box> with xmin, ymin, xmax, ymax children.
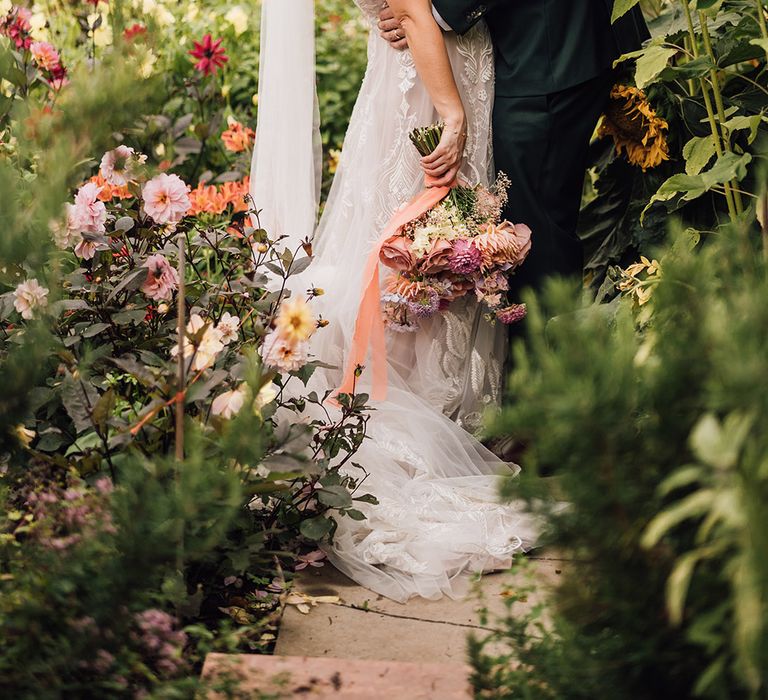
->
<box><xmin>493</xmin><ymin>69</ymin><xmax>615</xmax><ymax>297</ymax></box>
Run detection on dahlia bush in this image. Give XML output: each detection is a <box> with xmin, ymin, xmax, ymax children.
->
<box><xmin>0</xmin><ymin>2</ymin><xmax>373</xmax><ymax>696</ymax></box>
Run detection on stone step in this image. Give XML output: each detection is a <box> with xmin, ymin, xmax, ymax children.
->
<box><xmin>275</xmin><ymin>559</ymin><xmax>565</xmax><ymax>663</ymax></box>
<box><xmin>202</xmin><ymin>653</ymin><xmax>472</xmax><ymax>699</ymax></box>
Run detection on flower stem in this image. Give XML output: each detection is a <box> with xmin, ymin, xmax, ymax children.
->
<box><xmin>680</xmin><ymin>1</ymin><xmax>737</xmax><ymax>219</ymax></box>
<box><xmin>175</xmin><ymin>232</ymin><xmax>186</xmax><ymax>463</ymax></box>
<box><xmin>755</xmin><ymin>0</ymin><xmax>768</xmax><ymax>40</ymax></box>
<box><xmin>699</xmin><ymin>11</ymin><xmax>744</xmax><ymax>215</ymax></box>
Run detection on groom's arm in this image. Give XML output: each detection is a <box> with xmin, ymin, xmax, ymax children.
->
<box><xmin>431</xmin><ymin>0</ymin><xmax>509</xmax><ymax>34</ymax></box>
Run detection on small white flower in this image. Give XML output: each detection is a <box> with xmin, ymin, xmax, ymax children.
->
<box><xmin>211</xmin><ymin>384</ymin><xmax>247</xmax><ymax>419</ymax></box>
<box><xmin>13</xmin><ymin>278</ymin><xmax>49</xmax><ymax>320</ymax></box>
<box><xmin>217</xmin><ymin>312</ymin><xmax>240</xmax><ymax>345</ymax></box>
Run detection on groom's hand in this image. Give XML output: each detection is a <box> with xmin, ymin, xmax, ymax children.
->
<box><xmin>378</xmin><ymin>5</ymin><xmax>408</xmax><ymax>50</ymax></box>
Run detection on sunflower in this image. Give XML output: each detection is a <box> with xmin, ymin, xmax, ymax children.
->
<box><xmin>599</xmin><ymin>85</ymin><xmax>670</xmax><ymax>171</ymax></box>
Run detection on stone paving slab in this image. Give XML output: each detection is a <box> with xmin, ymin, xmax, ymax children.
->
<box><xmin>275</xmin><ymin>558</ymin><xmax>565</xmax><ymax>663</ymax></box>
<box><xmin>202</xmin><ymin>653</ymin><xmax>472</xmax><ymax>699</ymax></box>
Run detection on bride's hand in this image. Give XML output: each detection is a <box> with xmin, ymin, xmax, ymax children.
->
<box><xmin>422</xmin><ymin>113</ymin><xmax>467</xmax><ymax>187</ymax></box>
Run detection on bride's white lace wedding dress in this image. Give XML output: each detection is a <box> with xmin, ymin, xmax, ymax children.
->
<box><xmin>252</xmin><ymin>0</ymin><xmax>537</xmax><ymax>602</ymax></box>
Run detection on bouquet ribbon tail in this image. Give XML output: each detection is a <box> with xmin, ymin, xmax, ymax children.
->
<box><xmin>333</xmin><ymin>175</ymin><xmax>454</xmax><ymax>404</ymax></box>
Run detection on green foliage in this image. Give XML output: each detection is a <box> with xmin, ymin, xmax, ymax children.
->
<box><xmin>478</xmin><ymin>220</ymin><xmax>768</xmax><ymax>698</ymax></box>
<box><xmin>583</xmin><ymin>0</ymin><xmax>766</xmax><ymax>292</ymax></box>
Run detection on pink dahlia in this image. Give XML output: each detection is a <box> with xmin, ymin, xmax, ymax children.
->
<box><xmin>69</xmin><ymin>182</ymin><xmax>107</xmax><ymax>235</ymax></box>
<box><xmin>189</xmin><ymin>34</ymin><xmax>229</xmax><ymax>77</ymax></box>
<box><xmin>30</xmin><ymin>42</ymin><xmax>61</xmax><ymax>72</ymax></box>
<box><xmin>496</xmin><ymin>303</ymin><xmax>527</xmax><ymax>325</ymax></box>
<box><xmin>142</xmin><ymin>173</ymin><xmax>191</xmax><ymax>225</ymax></box>
<box><xmin>448</xmin><ymin>239</ymin><xmax>482</xmax><ymax>275</ymax></box>
<box><xmin>141</xmin><ymin>254</ymin><xmax>180</xmax><ymax>301</ymax></box>
<box><xmin>1</xmin><ymin>7</ymin><xmax>32</xmax><ymax>50</ymax></box>
<box><xmin>100</xmin><ymin>145</ymin><xmax>141</xmax><ymax>187</ymax></box>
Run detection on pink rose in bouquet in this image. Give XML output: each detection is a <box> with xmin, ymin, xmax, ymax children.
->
<box><xmin>379</xmin><ymin>235</ymin><xmax>415</xmax><ymax>272</ymax></box>
<box><xmin>419</xmin><ymin>239</ymin><xmax>453</xmax><ymax>275</ymax></box>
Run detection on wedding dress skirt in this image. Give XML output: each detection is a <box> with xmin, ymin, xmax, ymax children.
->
<box><xmin>282</xmin><ymin>4</ymin><xmax>538</xmax><ymax>602</ymax></box>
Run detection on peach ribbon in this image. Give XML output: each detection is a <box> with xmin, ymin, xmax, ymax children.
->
<box><xmin>334</xmin><ymin>176</ymin><xmax>454</xmax><ymax>403</ymax></box>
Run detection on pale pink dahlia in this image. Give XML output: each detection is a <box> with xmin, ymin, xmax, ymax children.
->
<box><xmin>69</xmin><ymin>182</ymin><xmax>107</xmax><ymax>235</ymax></box>
<box><xmin>141</xmin><ymin>254</ymin><xmax>180</xmax><ymax>301</ymax></box>
<box><xmin>260</xmin><ymin>329</ymin><xmax>308</xmax><ymax>373</ymax></box>
<box><xmin>100</xmin><ymin>145</ymin><xmax>140</xmax><ymax>187</ymax></box>
<box><xmin>13</xmin><ymin>278</ymin><xmax>49</xmax><ymax>319</ymax></box>
<box><xmin>142</xmin><ymin>174</ymin><xmax>191</xmax><ymax>225</ymax></box>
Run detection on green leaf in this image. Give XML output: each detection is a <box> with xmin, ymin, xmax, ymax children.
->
<box><xmin>346</xmin><ymin>509</ymin><xmax>366</xmax><ymax>521</ymax></box>
<box><xmin>60</xmin><ymin>373</ymin><xmax>98</xmax><ymax>434</ymax></box>
<box><xmin>682</xmin><ymin>136</ymin><xmax>717</xmax><ymax>176</ymax></box>
<box><xmin>91</xmin><ymin>388</ymin><xmax>116</xmax><ymax>434</ymax></box>
<box><xmin>723</xmin><ymin>114</ymin><xmax>765</xmax><ymax>145</ymax></box>
<box><xmin>635</xmin><ymin>45</ymin><xmax>678</xmax><ymax>89</ymax></box>
<box><xmin>751</xmin><ymin>38</ymin><xmax>768</xmax><ymax>60</ymax></box>
<box><xmin>317</xmin><ymin>485</ymin><xmax>353</xmax><ymax>509</ymax></box>
<box><xmin>83</xmin><ymin>322</ymin><xmax>111</xmax><ymax>338</ymax></box>
<box><xmin>642</xmin><ymin>489</ymin><xmax>716</xmax><ymax>549</ymax></box>
<box><xmin>689</xmin><ymin>411</ymin><xmax>754</xmax><ymax>470</ymax></box>
<box><xmin>299</xmin><ymin>515</ymin><xmax>333</xmax><ymax>541</ymax></box>
<box><xmin>611</xmin><ymin>0</ymin><xmax>641</xmax><ymax>22</ymax></box>
<box><xmin>666</xmin><ymin>549</ymin><xmax>706</xmax><ymax>625</ymax></box>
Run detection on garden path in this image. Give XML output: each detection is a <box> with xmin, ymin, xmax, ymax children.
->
<box><xmin>204</xmin><ymin>554</ymin><xmax>568</xmax><ymax>698</ymax></box>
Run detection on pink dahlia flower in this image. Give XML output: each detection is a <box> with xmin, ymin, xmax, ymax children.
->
<box><xmin>496</xmin><ymin>303</ymin><xmax>528</xmax><ymax>325</ymax></box>
<box><xmin>141</xmin><ymin>254</ymin><xmax>180</xmax><ymax>301</ymax></box>
<box><xmin>448</xmin><ymin>239</ymin><xmax>482</xmax><ymax>275</ymax></box>
<box><xmin>68</xmin><ymin>182</ymin><xmax>107</xmax><ymax>235</ymax></box>
<box><xmin>142</xmin><ymin>174</ymin><xmax>191</xmax><ymax>225</ymax></box>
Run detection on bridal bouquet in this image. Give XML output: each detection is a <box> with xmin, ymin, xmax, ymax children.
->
<box><xmin>379</xmin><ymin>125</ymin><xmax>532</xmax><ymax>333</ymax></box>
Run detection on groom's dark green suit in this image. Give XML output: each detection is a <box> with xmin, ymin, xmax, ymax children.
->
<box><xmin>432</xmin><ymin>0</ymin><xmax>649</xmax><ymax>291</ymax></box>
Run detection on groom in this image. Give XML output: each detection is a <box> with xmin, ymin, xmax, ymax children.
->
<box><xmin>380</xmin><ymin>0</ymin><xmax>649</xmax><ymax>296</ymax></box>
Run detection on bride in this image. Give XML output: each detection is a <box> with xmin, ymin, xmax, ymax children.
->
<box><xmin>251</xmin><ymin>0</ymin><xmax>537</xmax><ymax>603</ymax></box>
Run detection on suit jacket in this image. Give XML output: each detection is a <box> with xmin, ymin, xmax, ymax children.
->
<box><xmin>432</xmin><ymin>0</ymin><xmax>650</xmax><ymax>97</ymax></box>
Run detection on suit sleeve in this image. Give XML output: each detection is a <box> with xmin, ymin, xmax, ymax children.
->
<box><xmin>431</xmin><ymin>0</ymin><xmax>509</xmax><ymax>35</ymax></box>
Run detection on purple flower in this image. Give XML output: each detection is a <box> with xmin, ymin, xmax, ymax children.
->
<box><xmin>407</xmin><ymin>289</ymin><xmax>440</xmax><ymax>318</ymax></box>
<box><xmin>448</xmin><ymin>239</ymin><xmax>483</xmax><ymax>275</ymax></box>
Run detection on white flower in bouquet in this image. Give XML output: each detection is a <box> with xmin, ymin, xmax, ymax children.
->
<box><xmin>13</xmin><ymin>278</ymin><xmax>49</xmax><ymax>320</ymax></box>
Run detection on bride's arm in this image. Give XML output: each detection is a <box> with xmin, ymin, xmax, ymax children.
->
<box><xmin>386</xmin><ymin>0</ymin><xmax>467</xmax><ymax>188</ymax></box>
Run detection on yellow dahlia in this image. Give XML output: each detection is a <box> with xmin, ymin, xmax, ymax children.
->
<box><xmin>275</xmin><ymin>297</ymin><xmax>316</xmax><ymax>343</ymax></box>
<box><xmin>599</xmin><ymin>85</ymin><xmax>670</xmax><ymax>171</ymax></box>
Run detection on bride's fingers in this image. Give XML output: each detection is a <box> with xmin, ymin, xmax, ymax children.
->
<box><xmin>431</xmin><ymin>164</ymin><xmax>461</xmax><ymax>188</ymax></box>
<box><xmin>378</xmin><ymin>17</ymin><xmax>400</xmax><ymax>33</ymax></box>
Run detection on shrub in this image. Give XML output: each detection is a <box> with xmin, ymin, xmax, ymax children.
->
<box><xmin>474</xmin><ymin>215</ymin><xmax>768</xmax><ymax>698</ymax></box>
